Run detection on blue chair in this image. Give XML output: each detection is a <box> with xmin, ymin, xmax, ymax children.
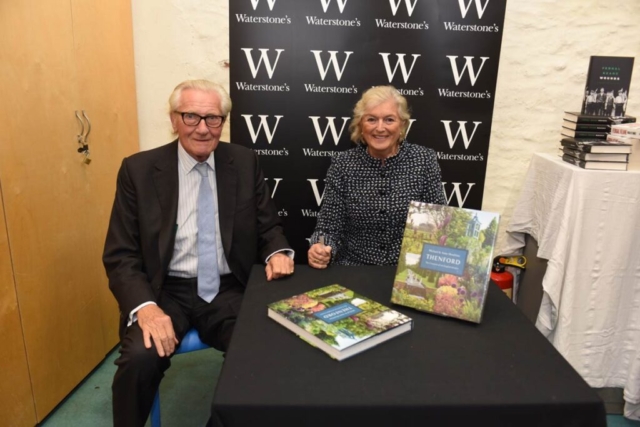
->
<box><xmin>150</xmin><ymin>328</ymin><xmax>210</xmax><ymax>427</ymax></box>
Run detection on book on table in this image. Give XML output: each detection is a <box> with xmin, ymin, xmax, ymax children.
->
<box><xmin>268</xmin><ymin>284</ymin><xmax>412</xmax><ymax>361</ymax></box>
<box><xmin>606</xmin><ymin>133</ymin><xmax>640</xmax><ymax>144</ymax></box>
<box><xmin>562</xmin><ymin>153</ymin><xmax>628</xmax><ymax>171</ymax></box>
<box><xmin>561</xmin><ymin>147</ymin><xmax>628</xmax><ymax>163</ymax></box>
<box><xmin>611</xmin><ymin>122</ymin><xmax>640</xmax><ymax>137</ymax></box>
<box><xmin>561</xmin><ymin>127</ymin><xmax>607</xmax><ymax>139</ymax></box>
<box><xmin>561</xmin><ymin>137</ymin><xmax>632</xmax><ymax>154</ymax></box>
<box><xmin>391</xmin><ymin>202</ymin><xmax>499</xmax><ymax>324</ymax></box>
<box><xmin>563</xmin><ymin>112</ymin><xmax>636</xmax><ymax>124</ymax></box>
<box><xmin>562</xmin><ymin>120</ymin><xmax>609</xmax><ymax>132</ymax></box>
<box><xmin>606</xmin><ymin>134</ymin><xmax>640</xmax><ymax>171</ymax></box>
<box><xmin>580</xmin><ymin>56</ymin><xmax>634</xmax><ymax>118</ymax></box>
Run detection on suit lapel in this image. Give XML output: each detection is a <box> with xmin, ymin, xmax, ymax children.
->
<box><xmin>215</xmin><ymin>144</ymin><xmax>236</xmax><ymax>257</ymax></box>
<box><xmin>154</xmin><ymin>141</ymin><xmax>180</xmax><ymax>270</ymax></box>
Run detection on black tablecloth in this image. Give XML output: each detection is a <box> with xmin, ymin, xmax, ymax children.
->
<box><xmin>212</xmin><ymin>265</ymin><xmax>605</xmax><ymax>427</ymax></box>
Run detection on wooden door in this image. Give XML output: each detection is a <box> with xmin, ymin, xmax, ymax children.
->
<box><xmin>0</xmin><ymin>0</ymin><xmax>139</xmax><ymax>420</ymax></box>
<box><xmin>70</xmin><ymin>0</ymin><xmax>140</xmax><ymax>353</ymax></box>
<box><xmin>0</xmin><ymin>186</ymin><xmax>36</xmax><ymax>427</ymax></box>
<box><xmin>0</xmin><ymin>0</ymin><xmax>99</xmax><ymax>420</ymax></box>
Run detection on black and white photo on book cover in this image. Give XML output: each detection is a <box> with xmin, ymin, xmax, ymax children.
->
<box><xmin>581</xmin><ymin>56</ymin><xmax>634</xmax><ymax>118</ymax></box>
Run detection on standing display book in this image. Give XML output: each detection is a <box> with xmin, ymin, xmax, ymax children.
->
<box><xmin>391</xmin><ymin>202</ymin><xmax>499</xmax><ymax>324</ymax></box>
<box><xmin>580</xmin><ymin>56</ymin><xmax>634</xmax><ymax>118</ymax></box>
<box><xmin>268</xmin><ymin>284</ymin><xmax>412</xmax><ymax>361</ymax></box>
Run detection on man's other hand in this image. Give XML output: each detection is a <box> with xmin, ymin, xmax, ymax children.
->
<box><xmin>266</xmin><ymin>252</ymin><xmax>294</xmax><ymax>281</ymax></box>
<box><xmin>137</xmin><ymin>305</ymin><xmax>179</xmax><ymax>357</ymax></box>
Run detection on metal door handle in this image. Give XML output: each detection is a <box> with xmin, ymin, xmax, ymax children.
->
<box><xmin>82</xmin><ymin>110</ymin><xmax>92</xmax><ymax>142</ymax></box>
<box><xmin>75</xmin><ymin>110</ymin><xmax>85</xmax><ymax>146</ymax></box>
<box><xmin>74</xmin><ymin>110</ymin><xmax>92</xmax><ymax>164</ymax></box>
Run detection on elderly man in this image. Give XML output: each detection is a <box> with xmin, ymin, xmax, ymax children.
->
<box><xmin>103</xmin><ymin>79</ymin><xmax>294</xmax><ymax>427</ymax></box>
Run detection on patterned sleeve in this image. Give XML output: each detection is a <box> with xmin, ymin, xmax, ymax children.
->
<box><xmin>309</xmin><ymin>155</ymin><xmax>347</xmax><ymax>258</ymax></box>
<box><xmin>423</xmin><ymin>148</ymin><xmax>447</xmax><ymax>205</ymax></box>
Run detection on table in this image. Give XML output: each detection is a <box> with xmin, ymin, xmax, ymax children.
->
<box><xmin>504</xmin><ymin>153</ymin><xmax>640</xmax><ymax>420</ymax></box>
<box><xmin>211</xmin><ymin>264</ymin><xmax>605</xmax><ymax>427</ymax></box>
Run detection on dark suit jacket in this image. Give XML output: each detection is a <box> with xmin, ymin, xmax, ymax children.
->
<box><xmin>103</xmin><ymin>140</ymin><xmax>289</xmax><ymax>332</ymax></box>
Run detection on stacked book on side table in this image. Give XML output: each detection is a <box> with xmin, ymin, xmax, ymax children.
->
<box><xmin>561</xmin><ymin>112</ymin><xmax>637</xmax><ymax>171</ymax></box>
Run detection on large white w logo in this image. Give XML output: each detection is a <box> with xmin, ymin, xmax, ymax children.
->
<box><xmin>264</xmin><ymin>178</ymin><xmax>283</xmax><ymax>198</ymax></box>
<box><xmin>389</xmin><ymin>0</ymin><xmax>418</xmax><ymax>16</ymax></box>
<box><xmin>250</xmin><ymin>0</ymin><xmax>277</xmax><ymax>11</ymax></box>
<box><xmin>446</xmin><ymin>56</ymin><xmax>489</xmax><ymax>86</ymax></box>
<box><xmin>308</xmin><ymin>179</ymin><xmax>327</xmax><ymax>206</ymax></box>
<box><xmin>310</xmin><ymin>50</ymin><xmax>353</xmax><ymax>81</ymax></box>
<box><xmin>406</xmin><ymin>119</ymin><xmax>416</xmax><ymax>138</ymax></box>
<box><xmin>309</xmin><ymin>116</ymin><xmax>350</xmax><ymax>146</ymax></box>
<box><xmin>241</xmin><ymin>115</ymin><xmax>283</xmax><ymax>144</ymax></box>
<box><xmin>241</xmin><ymin>48</ymin><xmax>285</xmax><ymax>79</ymax></box>
<box><xmin>458</xmin><ymin>0</ymin><xmax>489</xmax><ymax>19</ymax></box>
<box><xmin>320</xmin><ymin>0</ymin><xmax>348</xmax><ymax>13</ymax></box>
<box><xmin>441</xmin><ymin>120</ymin><xmax>482</xmax><ymax>149</ymax></box>
<box><xmin>442</xmin><ymin>182</ymin><xmax>476</xmax><ymax>207</ymax></box>
<box><xmin>379</xmin><ymin>53</ymin><xmax>421</xmax><ymax>83</ymax></box>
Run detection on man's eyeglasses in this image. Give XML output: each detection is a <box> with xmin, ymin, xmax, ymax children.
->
<box><xmin>175</xmin><ymin>111</ymin><xmax>225</xmax><ymax>128</ymax></box>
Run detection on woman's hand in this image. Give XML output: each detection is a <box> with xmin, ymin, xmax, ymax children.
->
<box><xmin>308</xmin><ymin>243</ymin><xmax>332</xmax><ymax>269</ymax></box>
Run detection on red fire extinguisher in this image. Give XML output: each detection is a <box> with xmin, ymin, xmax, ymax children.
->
<box><xmin>491</xmin><ymin>255</ymin><xmax>527</xmax><ymax>301</ymax></box>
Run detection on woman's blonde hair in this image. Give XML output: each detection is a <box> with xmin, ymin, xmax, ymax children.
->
<box><xmin>348</xmin><ymin>85</ymin><xmax>411</xmax><ymax>144</ymax></box>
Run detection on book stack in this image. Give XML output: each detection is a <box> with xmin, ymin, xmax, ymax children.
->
<box><xmin>562</xmin><ymin>112</ymin><xmax>612</xmax><ymax>140</ymax></box>
<box><xmin>561</xmin><ymin>112</ymin><xmax>636</xmax><ymax>171</ymax></box>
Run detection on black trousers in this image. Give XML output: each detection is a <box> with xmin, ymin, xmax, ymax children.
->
<box><xmin>112</xmin><ymin>275</ymin><xmax>244</xmax><ymax>427</ymax></box>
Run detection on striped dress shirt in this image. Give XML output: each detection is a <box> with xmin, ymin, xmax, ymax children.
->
<box><xmin>168</xmin><ymin>143</ymin><xmax>231</xmax><ymax>277</ymax></box>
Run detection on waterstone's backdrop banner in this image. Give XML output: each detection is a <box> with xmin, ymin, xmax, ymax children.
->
<box><xmin>229</xmin><ymin>0</ymin><xmax>507</xmax><ymax>262</ymax></box>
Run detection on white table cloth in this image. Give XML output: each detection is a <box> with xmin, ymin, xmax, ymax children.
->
<box><xmin>503</xmin><ymin>153</ymin><xmax>640</xmax><ymax>420</ymax></box>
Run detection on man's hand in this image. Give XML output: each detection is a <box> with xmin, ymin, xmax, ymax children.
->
<box><xmin>308</xmin><ymin>243</ymin><xmax>332</xmax><ymax>269</ymax></box>
<box><xmin>137</xmin><ymin>304</ymin><xmax>179</xmax><ymax>357</ymax></box>
<box><xmin>265</xmin><ymin>252</ymin><xmax>294</xmax><ymax>281</ymax></box>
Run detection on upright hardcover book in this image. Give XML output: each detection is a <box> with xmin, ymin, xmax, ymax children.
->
<box><xmin>391</xmin><ymin>202</ymin><xmax>499</xmax><ymax>324</ymax></box>
<box><xmin>268</xmin><ymin>284</ymin><xmax>412</xmax><ymax>361</ymax></box>
<box><xmin>580</xmin><ymin>56</ymin><xmax>634</xmax><ymax>117</ymax></box>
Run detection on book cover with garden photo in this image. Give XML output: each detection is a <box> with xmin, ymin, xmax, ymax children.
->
<box><xmin>391</xmin><ymin>202</ymin><xmax>500</xmax><ymax>323</ymax></box>
<box><xmin>268</xmin><ymin>284</ymin><xmax>413</xmax><ymax>360</ymax></box>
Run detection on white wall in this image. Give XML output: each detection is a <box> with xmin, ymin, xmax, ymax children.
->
<box><xmin>131</xmin><ymin>1</ymin><xmax>230</xmax><ymax>144</ymax></box>
<box><xmin>131</xmin><ymin>0</ymin><xmax>640</xmax><ymax>251</ymax></box>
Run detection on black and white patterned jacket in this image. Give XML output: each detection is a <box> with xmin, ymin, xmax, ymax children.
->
<box><xmin>310</xmin><ymin>141</ymin><xmax>446</xmax><ymax>266</ymax></box>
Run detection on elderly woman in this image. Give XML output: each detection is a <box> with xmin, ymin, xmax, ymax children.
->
<box><xmin>308</xmin><ymin>85</ymin><xmax>445</xmax><ymax>268</ymax></box>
